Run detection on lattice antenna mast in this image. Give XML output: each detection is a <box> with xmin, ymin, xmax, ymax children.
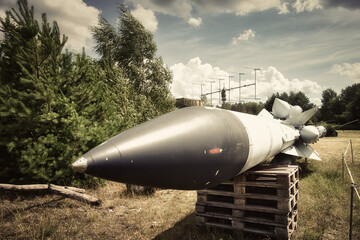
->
<box><xmin>243</xmin><ymin>67</ymin><xmax>261</xmax><ymax>100</ymax></box>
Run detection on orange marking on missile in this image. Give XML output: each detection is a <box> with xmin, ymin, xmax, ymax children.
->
<box><xmin>209</xmin><ymin>148</ymin><xmax>221</xmax><ymax>154</ymax></box>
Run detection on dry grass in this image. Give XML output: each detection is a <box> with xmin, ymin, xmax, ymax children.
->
<box><xmin>0</xmin><ymin>130</ymin><xmax>359</xmax><ymax>239</ymax></box>
<box><xmin>0</xmin><ymin>185</ymin><xmax>199</xmax><ymax>240</ymax></box>
<box><xmin>294</xmin><ymin>130</ymin><xmax>360</xmax><ymax>240</ymax></box>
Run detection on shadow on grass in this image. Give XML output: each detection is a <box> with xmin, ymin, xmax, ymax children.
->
<box><xmin>0</xmin><ymin>189</ymin><xmax>58</xmax><ymax>201</ymax></box>
<box><xmin>120</xmin><ymin>189</ymin><xmax>156</xmax><ymax>198</ymax></box>
<box><xmin>297</xmin><ymin>161</ymin><xmax>315</xmax><ymax>178</ymax></box>
<box><xmin>1</xmin><ymin>194</ymin><xmax>65</xmax><ymax>220</ymax></box>
<box><xmin>153</xmin><ymin>212</ymin><xmax>236</xmax><ymax>240</ymax></box>
<box><xmin>153</xmin><ymin>212</ymin><xmax>272</xmax><ymax>240</ymax></box>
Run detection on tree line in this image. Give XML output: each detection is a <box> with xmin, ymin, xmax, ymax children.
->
<box><xmin>221</xmin><ymin>87</ymin><xmax>360</xmax><ymax>128</ymax></box>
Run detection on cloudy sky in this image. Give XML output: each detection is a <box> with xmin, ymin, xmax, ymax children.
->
<box><xmin>1</xmin><ymin>0</ymin><xmax>360</xmax><ymax>105</ymax></box>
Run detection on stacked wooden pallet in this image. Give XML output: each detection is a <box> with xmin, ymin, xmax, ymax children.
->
<box><xmin>196</xmin><ymin>165</ymin><xmax>299</xmax><ymax>239</ymax></box>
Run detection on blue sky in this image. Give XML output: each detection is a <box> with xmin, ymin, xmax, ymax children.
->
<box><xmin>1</xmin><ymin>0</ymin><xmax>359</xmax><ymax>105</ymax></box>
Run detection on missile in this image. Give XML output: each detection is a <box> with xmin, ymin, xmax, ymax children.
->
<box><xmin>72</xmin><ymin>98</ymin><xmax>323</xmax><ymax>190</ymax></box>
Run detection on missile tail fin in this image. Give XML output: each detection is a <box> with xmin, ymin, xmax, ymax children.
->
<box><xmin>282</xmin><ymin>107</ymin><xmax>318</xmax><ymax>127</ymax></box>
<box><xmin>257</xmin><ymin>108</ymin><xmax>274</xmax><ymax>119</ymax></box>
<box><xmin>281</xmin><ymin>142</ymin><xmax>321</xmax><ymax>161</ymax></box>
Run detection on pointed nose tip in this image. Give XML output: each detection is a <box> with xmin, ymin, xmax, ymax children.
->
<box><xmin>72</xmin><ymin>157</ymin><xmax>88</xmax><ymax>173</ymax></box>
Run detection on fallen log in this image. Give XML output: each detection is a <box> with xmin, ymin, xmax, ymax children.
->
<box><xmin>63</xmin><ymin>186</ymin><xmax>86</xmax><ymax>193</ymax></box>
<box><xmin>49</xmin><ymin>184</ymin><xmax>101</xmax><ymax>205</ymax></box>
<box><xmin>0</xmin><ymin>183</ymin><xmax>48</xmax><ymax>191</ymax></box>
<box><xmin>0</xmin><ymin>183</ymin><xmax>101</xmax><ymax>205</ymax></box>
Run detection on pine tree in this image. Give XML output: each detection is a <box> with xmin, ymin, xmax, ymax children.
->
<box><xmin>0</xmin><ymin>0</ymin><xmax>118</xmax><ymax>186</ymax></box>
<box><xmin>91</xmin><ymin>15</ymin><xmax>120</xmax><ymax>68</ymax></box>
<box><xmin>0</xmin><ymin>0</ymin><xmax>69</xmax><ymax>182</ymax></box>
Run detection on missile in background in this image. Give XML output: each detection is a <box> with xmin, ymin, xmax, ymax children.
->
<box><xmin>72</xmin><ymin>98</ymin><xmax>323</xmax><ymax>190</ymax></box>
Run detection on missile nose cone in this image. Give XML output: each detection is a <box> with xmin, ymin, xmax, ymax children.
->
<box><xmin>77</xmin><ymin>107</ymin><xmax>250</xmax><ymax>190</ymax></box>
<box><xmin>72</xmin><ymin>157</ymin><xmax>88</xmax><ymax>173</ymax></box>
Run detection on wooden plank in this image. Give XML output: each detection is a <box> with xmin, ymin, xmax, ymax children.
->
<box><xmin>200</xmin><ymin>181</ymin><xmax>299</xmax><ymax>197</ymax></box>
<box><xmin>235</xmin><ymin>166</ymin><xmax>299</xmax><ymax>182</ymax></box>
<box><xmin>235</xmin><ymin>209</ymin><xmax>296</xmax><ymax>225</ymax></box>
<box><xmin>197</xmin><ymin>203</ymin><xmax>298</xmax><ymax>225</ymax></box>
<box><xmin>197</xmin><ymin>213</ymin><xmax>297</xmax><ymax>239</ymax></box>
<box><xmin>196</xmin><ymin>211</ymin><xmax>297</xmax><ymax>228</ymax></box>
<box><xmin>234</xmin><ymin>181</ymin><xmax>299</xmax><ymax>198</ymax></box>
<box><xmin>246</xmin><ymin>165</ymin><xmax>298</xmax><ymax>172</ymax></box>
<box><xmin>233</xmin><ymin>179</ymin><xmax>299</xmax><ymax>188</ymax></box>
<box><xmin>243</xmin><ymin>169</ymin><xmax>297</xmax><ymax>177</ymax></box>
<box><xmin>234</xmin><ymin>192</ymin><xmax>298</xmax><ymax>211</ymax></box>
<box><xmin>198</xmin><ymin>190</ymin><xmax>299</xmax><ymax>203</ymax></box>
<box><xmin>196</xmin><ymin>201</ymin><xmax>290</xmax><ymax>215</ymax></box>
<box><xmin>197</xmin><ymin>189</ymin><xmax>236</xmax><ymax>197</ymax></box>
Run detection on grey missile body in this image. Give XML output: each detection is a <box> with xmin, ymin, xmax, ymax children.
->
<box><xmin>73</xmin><ymin>107</ymin><xmax>249</xmax><ymax>189</ymax></box>
<box><xmin>72</xmin><ymin>99</ymin><xmax>323</xmax><ymax>190</ymax></box>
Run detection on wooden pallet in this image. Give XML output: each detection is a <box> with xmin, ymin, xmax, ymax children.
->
<box><xmin>196</xmin><ymin>202</ymin><xmax>297</xmax><ymax>225</ymax></box>
<box><xmin>235</xmin><ymin>165</ymin><xmax>299</xmax><ymax>186</ymax></box>
<box><xmin>203</xmin><ymin>165</ymin><xmax>299</xmax><ymax>197</ymax></box>
<box><xmin>196</xmin><ymin>211</ymin><xmax>297</xmax><ymax>239</ymax></box>
<box><xmin>197</xmin><ymin>191</ymin><xmax>298</xmax><ymax>212</ymax></box>
<box><xmin>195</xmin><ymin>164</ymin><xmax>299</xmax><ymax>239</ymax></box>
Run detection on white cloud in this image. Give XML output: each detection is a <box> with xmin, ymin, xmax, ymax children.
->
<box><xmin>278</xmin><ymin>2</ymin><xmax>290</xmax><ymax>14</ymax></box>
<box><xmin>126</xmin><ymin>0</ymin><xmax>358</xmax><ymax>28</ymax></box>
<box><xmin>192</xmin><ymin>0</ymin><xmax>282</xmax><ymax>16</ymax></box>
<box><xmin>131</xmin><ymin>4</ymin><xmax>158</xmax><ymax>32</ymax></box>
<box><xmin>124</xmin><ymin>0</ymin><xmax>360</xmax><ymax>30</ymax></box>
<box><xmin>0</xmin><ymin>0</ymin><xmax>99</xmax><ymax>52</ymax></box>
<box><xmin>170</xmin><ymin>59</ymin><xmax>322</xmax><ymax>105</ymax></box>
<box><xmin>331</xmin><ymin>63</ymin><xmax>360</xmax><ymax>82</ymax></box>
<box><xmin>232</xmin><ymin>29</ymin><xmax>256</xmax><ymax>45</ymax></box>
<box><xmin>309</xmin><ymin>97</ymin><xmax>322</xmax><ymax>106</ymax></box>
<box><xmin>188</xmin><ymin>17</ymin><xmax>202</xmax><ymax>27</ymax></box>
<box><xmin>129</xmin><ymin>0</ymin><xmax>192</xmax><ymax>19</ymax></box>
<box><xmin>127</xmin><ymin>0</ymin><xmax>341</xmax><ymax>19</ymax></box>
<box><xmin>128</xmin><ymin>0</ymin><xmax>289</xmax><ymax>26</ymax></box>
<box><xmin>170</xmin><ymin>57</ymin><xmax>229</xmax><ymax>101</ymax></box>
<box><xmin>0</xmin><ymin>7</ymin><xmax>5</xmax><ymax>19</ymax></box>
<box><xmin>292</xmin><ymin>0</ymin><xmax>322</xmax><ymax>13</ymax></box>
<box><xmin>257</xmin><ymin>66</ymin><xmax>322</xmax><ymax>104</ymax></box>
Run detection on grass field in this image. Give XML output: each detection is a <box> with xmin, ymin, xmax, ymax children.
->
<box><xmin>1</xmin><ymin>131</ymin><xmax>359</xmax><ymax>239</ymax></box>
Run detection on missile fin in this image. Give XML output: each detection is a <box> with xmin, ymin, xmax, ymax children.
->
<box><xmin>282</xmin><ymin>107</ymin><xmax>318</xmax><ymax>127</ymax></box>
<box><xmin>281</xmin><ymin>142</ymin><xmax>321</xmax><ymax>161</ymax></box>
<box><xmin>257</xmin><ymin>108</ymin><xmax>274</xmax><ymax>119</ymax></box>
<box><xmin>272</xmin><ymin>98</ymin><xmax>291</xmax><ymax>119</ymax></box>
